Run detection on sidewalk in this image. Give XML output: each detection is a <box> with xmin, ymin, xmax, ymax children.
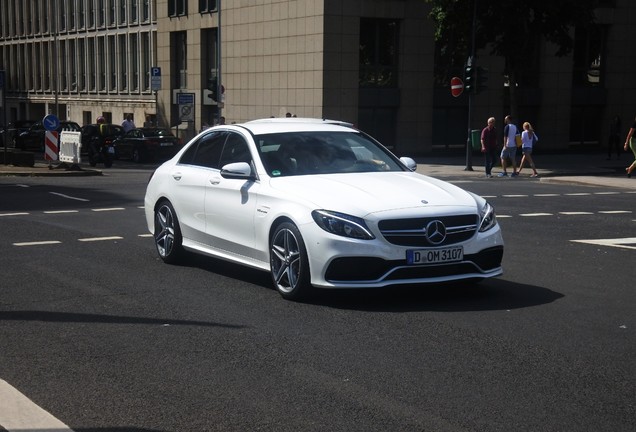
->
<box><xmin>0</xmin><ymin>161</ymin><xmax>103</xmax><ymax>177</ymax></box>
<box><xmin>417</xmin><ymin>151</ymin><xmax>636</xmax><ymax>190</ymax></box>
<box><xmin>1</xmin><ymin>151</ymin><xmax>635</xmax><ymax>190</ymax></box>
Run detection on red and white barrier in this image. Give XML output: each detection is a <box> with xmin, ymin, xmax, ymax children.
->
<box><xmin>44</xmin><ymin>131</ymin><xmax>59</xmax><ymax>161</ymax></box>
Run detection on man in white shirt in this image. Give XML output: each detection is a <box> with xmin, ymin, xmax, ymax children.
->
<box><xmin>499</xmin><ymin>115</ymin><xmax>518</xmax><ymax>177</ymax></box>
<box><xmin>122</xmin><ymin>113</ymin><xmax>136</xmax><ymax>132</ymax></box>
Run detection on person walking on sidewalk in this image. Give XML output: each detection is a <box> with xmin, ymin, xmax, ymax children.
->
<box><xmin>481</xmin><ymin>117</ymin><xmax>498</xmax><ymax>178</ymax></box>
<box><xmin>518</xmin><ymin>121</ymin><xmax>539</xmax><ymax>177</ymax></box>
<box><xmin>499</xmin><ymin>115</ymin><xmax>519</xmax><ymax>177</ymax></box>
<box><xmin>624</xmin><ymin>116</ymin><xmax>636</xmax><ymax>178</ymax></box>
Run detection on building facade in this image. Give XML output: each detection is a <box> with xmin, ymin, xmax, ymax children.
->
<box><xmin>1</xmin><ymin>0</ymin><xmax>636</xmax><ymax>155</ymax></box>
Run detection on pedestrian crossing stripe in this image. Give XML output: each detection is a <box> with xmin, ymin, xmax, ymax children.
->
<box><xmin>571</xmin><ymin>237</ymin><xmax>636</xmax><ymax>250</ymax></box>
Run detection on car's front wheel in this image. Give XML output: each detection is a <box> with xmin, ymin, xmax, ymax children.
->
<box><xmin>154</xmin><ymin>201</ymin><xmax>183</xmax><ymax>264</ymax></box>
<box><xmin>270</xmin><ymin>222</ymin><xmax>312</xmax><ymax>300</ymax></box>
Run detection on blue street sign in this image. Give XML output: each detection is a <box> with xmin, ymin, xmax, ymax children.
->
<box><xmin>151</xmin><ymin>67</ymin><xmax>161</xmax><ymax>91</ymax></box>
<box><xmin>43</xmin><ymin>114</ymin><xmax>60</xmax><ymax>131</ymax></box>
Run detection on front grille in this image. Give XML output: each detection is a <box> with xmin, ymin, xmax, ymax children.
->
<box><xmin>378</xmin><ymin>214</ymin><xmax>479</xmax><ymax>247</ymax></box>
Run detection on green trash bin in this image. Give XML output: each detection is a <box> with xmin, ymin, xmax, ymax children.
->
<box><xmin>470</xmin><ymin>129</ymin><xmax>481</xmax><ymax>150</ymax></box>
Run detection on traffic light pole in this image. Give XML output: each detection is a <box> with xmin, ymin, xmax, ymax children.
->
<box><xmin>464</xmin><ymin>0</ymin><xmax>478</xmax><ymax>171</ymax></box>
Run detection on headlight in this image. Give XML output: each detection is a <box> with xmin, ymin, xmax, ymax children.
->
<box><xmin>478</xmin><ymin>201</ymin><xmax>497</xmax><ymax>232</ymax></box>
<box><xmin>311</xmin><ymin>210</ymin><xmax>375</xmax><ymax>240</ymax></box>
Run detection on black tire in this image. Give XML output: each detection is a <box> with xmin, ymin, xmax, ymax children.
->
<box><xmin>270</xmin><ymin>222</ymin><xmax>312</xmax><ymax>300</ymax></box>
<box><xmin>132</xmin><ymin>147</ymin><xmax>142</xmax><ymax>163</ymax></box>
<box><xmin>154</xmin><ymin>201</ymin><xmax>184</xmax><ymax>264</ymax></box>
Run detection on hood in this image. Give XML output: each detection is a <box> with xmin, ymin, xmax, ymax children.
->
<box><xmin>268</xmin><ymin>172</ymin><xmax>478</xmax><ymax>217</ymax></box>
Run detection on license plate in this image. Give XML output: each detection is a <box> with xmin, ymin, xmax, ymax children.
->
<box><xmin>160</xmin><ymin>142</ymin><xmax>173</xmax><ymax>147</ymax></box>
<box><xmin>406</xmin><ymin>246</ymin><xmax>463</xmax><ymax>265</ymax></box>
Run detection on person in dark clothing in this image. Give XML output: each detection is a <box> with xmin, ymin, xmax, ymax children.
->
<box><xmin>607</xmin><ymin>115</ymin><xmax>621</xmax><ymax>160</ymax></box>
<box><xmin>480</xmin><ymin>117</ymin><xmax>498</xmax><ymax>178</ymax></box>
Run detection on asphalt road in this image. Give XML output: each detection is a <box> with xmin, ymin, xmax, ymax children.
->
<box><xmin>0</xmin><ymin>165</ymin><xmax>634</xmax><ymax>432</ymax></box>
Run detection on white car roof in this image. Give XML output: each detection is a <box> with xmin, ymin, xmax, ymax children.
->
<box><xmin>236</xmin><ymin>118</ymin><xmax>357</xmax><ymax>135</ymax></box>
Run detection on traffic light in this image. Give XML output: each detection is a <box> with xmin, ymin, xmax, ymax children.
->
<box><xmin>475</xmin><ymin>66</ymin><xmax>488</xmax><ymax>94</ymax></box>
<box><xmin>207</xmin><ymin>76</ymin><xmax>218</xmax><ymax>102</ymax></box>
<box><xmin>464</xmin><ymin>65</ymin><xmax>475</xmax><ymax>94</ymax></box>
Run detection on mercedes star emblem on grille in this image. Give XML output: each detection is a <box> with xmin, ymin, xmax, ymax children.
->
<box><xmin>425</xmin><ymin>220</ymin><xmax>447</xmax><ymax>245</ymax></box>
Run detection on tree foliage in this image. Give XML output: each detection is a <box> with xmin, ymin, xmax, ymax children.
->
<box><xmin>426</xmin><ymin>0</ymin><xmax>600</xmax><ymax>115</ymax></box>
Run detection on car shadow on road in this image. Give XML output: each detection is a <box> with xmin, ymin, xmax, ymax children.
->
<box><xmin>183</xmin><ymin>254</ymin><xmax>563</xmax><ymax>313</ymax></box>
<box><xmin>307</xmin><ymin>279</ymin><xmax>564</xmax><ymax>312</ymax></box>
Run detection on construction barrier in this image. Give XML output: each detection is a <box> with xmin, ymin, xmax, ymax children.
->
<box><xmin>59</xmin><ymin>131</ymin><xmax>82</xmax><ymax>164</ymax></box>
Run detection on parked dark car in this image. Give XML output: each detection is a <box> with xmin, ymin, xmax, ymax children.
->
<box><xmin>114</xmin><ymin>127</ymin><xmax>182</xmax><ymax>163</ymax></box>
<box><xmin>3</xmin><ymin>120</ymin><xmax>37</xmax><ymax>149</ymax></box>
<box><xmin>15</xmin><ymin>121</ymin><xmax>81</xmax><ymax>152</ymax></box>
<box><xmin>81</xmin><ymin>123</ymin><xmax>124</xmax><ymax>167</ymax></box>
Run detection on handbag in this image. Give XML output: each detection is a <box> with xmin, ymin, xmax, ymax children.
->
<box><xmin>515</xmin><ymin>134</ymin><xmax>522</xmax><ymax>148</ymax></box>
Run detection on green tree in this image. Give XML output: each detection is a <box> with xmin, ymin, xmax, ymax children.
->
<box><xmin>426</xmin><ymin>0</ymin><xmax>599</xmax><ymax>118</ymax></box>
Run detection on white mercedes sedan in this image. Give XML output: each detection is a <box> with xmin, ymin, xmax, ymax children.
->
<box><xmin>144</xmin><ymin>118</ymin><xmax>503</xmax><ymax>300</ymax></box>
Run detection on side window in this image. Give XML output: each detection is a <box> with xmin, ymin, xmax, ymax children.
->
<box><xmin>181</xmin><ymin>131</ymin><xmax>226</xmax><ymax>168</ymax></box>
<box><xmin>219</xmin><ymin>132</ymin><xmax>252</xmax><ymax>167</ymax></box>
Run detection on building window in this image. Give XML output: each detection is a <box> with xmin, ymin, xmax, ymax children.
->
<box><xmin>130</xmin><ymin>34</ymin><xmax>139</xmax><ymax>92</ymax></box>
<box><xmin>131</xmin><ymin>0</ymin><xmax>139</xmax><ymax>23</ymax></box>
<box><xmin>108</xmin><ymin>0</ymin><xmax>116</xmax><ymax>27</ymax></box>
<box><xmin>108</xmin><ymin>35</ymin><xmax>117</xmax><ymax>91</ymax></box>
<box><xmin>199</xmin><ymin>0</ymin><xmax>217</xmax><ymax>13</ymax></box>
<box><xmin>572</xmin><ymin>25</ymin><xmax>606</xmax><ymax>88</ymax></box>
<box><xmin>359</xmin><ymin>18</ymin><xmax>399</xmax><ymax>88</ymax></box>
<box><xmin>142</xmin><ymin>0</ymin><xmax>151</xmax><ymax>22</ymax></box>
<box><xmin>79</xmin><ymin>38</ymin><xmax>86</xmax><ymax>92</ymax></box>
<box><xmin>168</xmin><ymin>0</ymin><xmax>187</xmax><ymax>17</ymax></box>
<box><xmin>172</xmin><ymin>31</ymin><xmax>187</xmax><ymax>88</ymax></box>
<box><xmin>141</xmin><ymin>32</ymin><xmax>151</xmax><ymax>91</ymax></box>
<box><xmin>119</xmin><ymin>34</ymin><xmax>127</xmax><ymax>91</ymax></box>
<box><xmin>97</xmin><ymin>36</ymin><xmax>106</xmax><ymax>91</ymax></box>
<box><xmin>119</xmin><ymin>0</ymin><xmax>127</xmax><ymax>25</ymax></box>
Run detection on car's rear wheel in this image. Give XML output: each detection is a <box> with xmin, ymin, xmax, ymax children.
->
<box><xmin>132</xmin><ymin>148</ymin><xmax>143</xmax><ymax>163</ymax></box>
<box><xmin>154</xmin><ymin>201</ymin><xmax>183</xmax><ymax>264</ymax></box>
<box><xmin>270</xmin><ymin>222</ymin><xmax>312</xmax><ymax>300</ymax></box>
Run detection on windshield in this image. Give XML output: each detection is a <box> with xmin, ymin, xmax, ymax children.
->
<box><xmin>255</xmin><ymin>131</ymin><xmax>405</xmax><ymax>177</ymax></box>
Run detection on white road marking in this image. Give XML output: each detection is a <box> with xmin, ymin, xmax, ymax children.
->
<box><xmin>496</xmin><ymin>215</ymin><xmax>513</xmax><ymax>218</ymax></box>
<box><xmin>78</xmin><ymin>236</ymin><xmax>124</xmax><ymax>242</ymax></box>
<box><xmin>138</xmin><ymin>234</ymin><xmax>153</xmax><ymax>238</ymax></box>
<box><xmin>571</xmin><ymin>237</ymin><xmax>636</xmax><ymax>250</ymax></box>
<box><xmin>520</xmin><ymin>213</ymin><xmax>553</xmax><ymax>217</ymax></box>
<box><xmin>0</xmin><ymin>212</ymin><xmax>29</xmax><ymax>217</ymax></box>
<box><xmin>13</xmin><ymin>241</ymin><xmax>62</xmax><ymax>246</ymax></box>
<box><xmin>91</xmin><ymin>207</ymin><xmax>126</xmax><ymax>212</ymax></box>
<box><xmin>565</xmin><ymin>193</ymin><xmax>591</xmax><ymax>196</ymax></box>
<box><xmin>559</xmin><ymin>212</ymin><xmax>594</xmax><ymax>215</ymax></box>
<box><xmin>49</xmin><ymin>192</ymin><xmax>89</xmax><ymax>202</ymax></box>
<box><xmin>534</xmin><ymin>193</ymin><xmax>560</xmax><ymax>197</ymax></box>
<box><xmin>0</xmin><ymin>379</ymin><xmax>74</xmax><ymax>432</ymax></box>
<box><xmin>44</xmin><ymin>210</ymin><xmax>79</xmax><ymax>214</ymax></box>
<box><xmin>598</xmin><ymin>210</ymin><xmax>632</xmax><ymax>214</ymax></box>
<box><xmin>502</xmin><ymin>194</ymin><xmax>528</xmax><ymax>198</ymax></box>
<box><xmin>594</xmin><ymin>191</ymin><xmax>620</xmax><ymax>195</ymax></box>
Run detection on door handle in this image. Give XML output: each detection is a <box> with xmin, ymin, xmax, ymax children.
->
<box><xmin>172</xmin><ymin>172</ymin><xmax>182</xmax><ymax>181</ymax></box>
<box><xmin>209</xmin><ymin>177</ymin><xmax>221</xmax><ymax>185</ymax></box>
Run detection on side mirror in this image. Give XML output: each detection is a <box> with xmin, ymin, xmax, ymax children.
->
<box><xmin>220</xmin><ymin>162</ymin><xmax>255</xmax><ymax>180</ymax></box>
<box><xmin>400</xmin><ymin>156</ymin><xmax>417</xmax><ymax>171</ymax></box>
